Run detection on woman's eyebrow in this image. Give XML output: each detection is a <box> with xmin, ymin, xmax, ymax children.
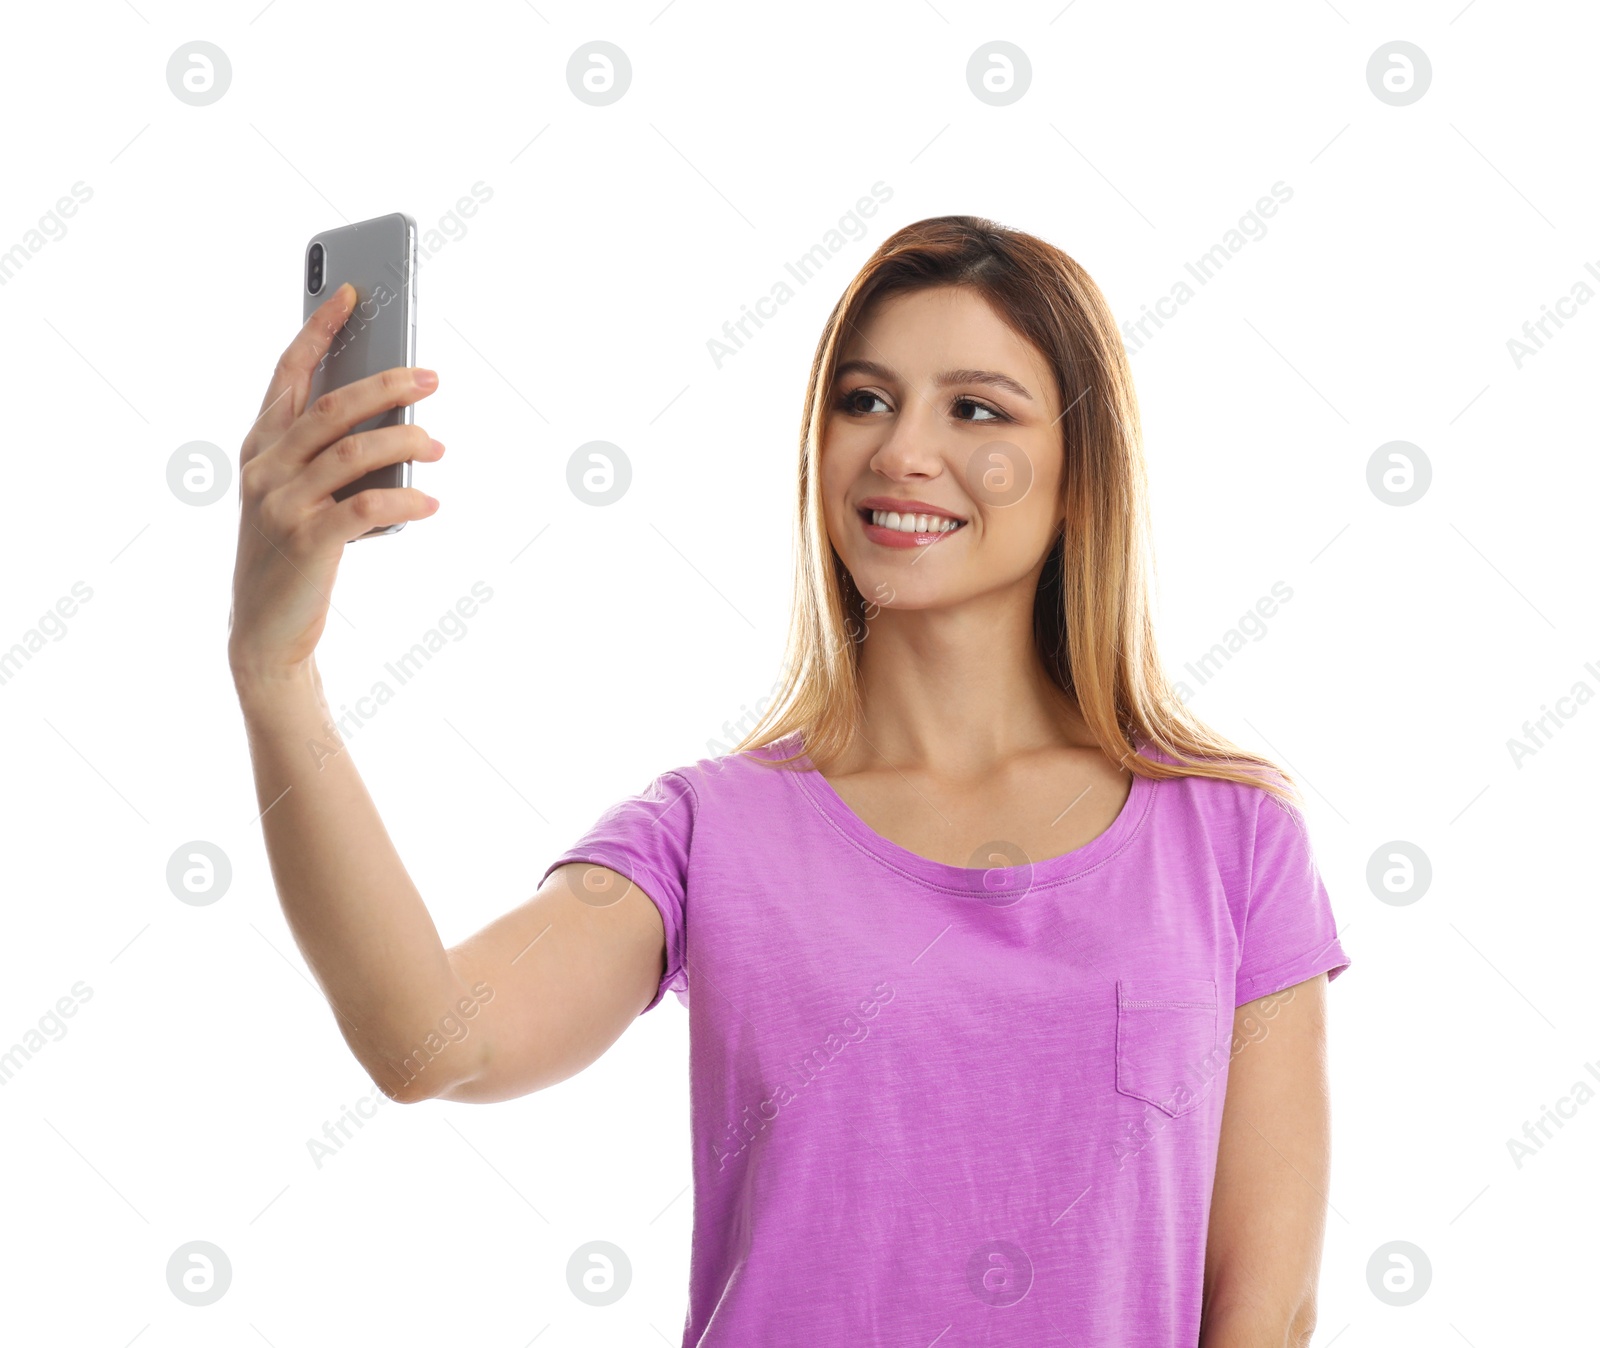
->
<box><xmin>834</xmin><ymin>358</ymin><xmax>1035</xmax><ymax>402</ymax></box>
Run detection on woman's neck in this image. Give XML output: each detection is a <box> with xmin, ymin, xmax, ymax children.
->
<box><xmin>839</xmin><ymin>598</ymin><xmax>1094</xmax><ymax>778</ymax></box>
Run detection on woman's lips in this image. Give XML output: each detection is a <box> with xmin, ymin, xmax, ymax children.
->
<box><xmin>857</xmin><ymin>507</ymin><xmax>967</xmax><ymax>549</ymax></box>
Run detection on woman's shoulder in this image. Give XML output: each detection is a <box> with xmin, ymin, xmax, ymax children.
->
<box><xmin>658</xmin><ymin>730</ymin><xmax>812</xmax><ymax>802</ymax></box>
<box><xmin>1131</xmin><ymin>737</ymin><xmax>1292</xmax><ymax>825</ymax></box>
<box><xmin>594</xmin><ymin>737</ymin><xmax>805</xmax><ymax>860</ymax></box>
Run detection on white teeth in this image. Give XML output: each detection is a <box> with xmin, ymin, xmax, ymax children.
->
<box><xmin>870</xmin><ymin>509</ymin><xmax>962</xmax><ymax>534</ymax></box>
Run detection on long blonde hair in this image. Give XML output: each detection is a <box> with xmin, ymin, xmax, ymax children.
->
<box><xmin>732</xmin><ymin>214</ymin><xmax>1301</xmax><ymax>810</ymax></box>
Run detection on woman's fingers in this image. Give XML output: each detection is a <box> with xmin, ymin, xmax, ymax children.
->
<box><xmin>307</xmin><ymin>486</ymin><xmax>440</xmax><ymax>549</ymax></box>
<box><xmin>248</xmin><ymin>283</ymin><xmax>357</xmax><ymax>457</ymax></box>
<box><xmin>291</xmin><ymin>423</ymin><xmax>445</xmax><ymax>507</ymax></box>
<box><xmin>277</xmin><ymin>365</ymin><xmax>440</xmax><ymax>469</ymax></box>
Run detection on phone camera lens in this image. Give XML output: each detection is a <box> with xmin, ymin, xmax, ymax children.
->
<box><xmin>307</xmin><ymin>242</ymin><xmax>324</xmax><ymax>295</ymax></box>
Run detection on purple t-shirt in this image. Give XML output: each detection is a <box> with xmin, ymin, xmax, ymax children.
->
<box><xmin>540</xmin><ymin>732</ymin><xmax>1350</xmax><ymax>1346</ymax></box>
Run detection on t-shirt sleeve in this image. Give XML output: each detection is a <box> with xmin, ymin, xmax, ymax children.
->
<box><xmin>1232</xmin><ymin>787</ymin><xmax>1351</xmax><ymax>1006</ymax></box>
<box><xmin>539</xmin><ymin>769</ymin><xmax>694</xmax><ymax>1014</ymax></box>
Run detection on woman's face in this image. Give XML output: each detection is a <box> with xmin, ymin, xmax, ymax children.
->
<box><xmin>820</xmin><ymin>285</ymin><xmax>1067</xmax><ymax>618</ymax></box>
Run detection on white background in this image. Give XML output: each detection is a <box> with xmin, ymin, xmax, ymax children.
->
<box><xmin>1</xmin><ymin>0</ymin><xmax>1594</xmax><ymax>1342</ymax></box>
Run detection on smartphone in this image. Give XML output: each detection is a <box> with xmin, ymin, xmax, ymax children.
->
<box><xmin>303</xmin><ymin>212</ymin><xmax>418</xmax><ymax>539</ymax></box>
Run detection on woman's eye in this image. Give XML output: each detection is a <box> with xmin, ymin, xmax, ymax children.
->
<box><xmin>955</xmin><ymin>397</ymin><xmax>1005</xmax><ymax>422</ymax></box>
<box><xmin>835</xmin><ymin>389</ymin><xmax>1008</xmax><ymax>422</ymax></box>
<box><xmin>837</xmin><ymin>389</ymin><xmax>889</xmax><ymax>415</ymax></box>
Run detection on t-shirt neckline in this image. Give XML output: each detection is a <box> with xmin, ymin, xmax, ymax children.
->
<box><xmin>784</xmin><ymin>731</ymin><xmax>1157</xmax><ymax>895</ymax></box>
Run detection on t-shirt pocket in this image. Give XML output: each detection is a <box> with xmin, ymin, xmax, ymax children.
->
<box><xmin>1114</xmin><ymin>977</ymin><xmax>1220</xmax><ymax>1119</ymax></box>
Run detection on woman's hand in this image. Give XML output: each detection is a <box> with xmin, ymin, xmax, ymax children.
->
<box><xmin>228</xmin><ymin>282</ymin><xmax>445</xmax><ymax>685</ymax></box>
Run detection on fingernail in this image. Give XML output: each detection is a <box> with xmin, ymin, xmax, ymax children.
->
<box><xmin>414</xmin><ymin>368</ymin><xmax>438</xmax><ymax>390</ymax></box>
<box><xmin>423</xmin><ymin>494</ymin><xmax>440</xmax><ymax>510</ymax></box>
<box><xmin>429</xmin><ymin>438</ymin><xmax>445</xmax><ymax>456</ymax></box>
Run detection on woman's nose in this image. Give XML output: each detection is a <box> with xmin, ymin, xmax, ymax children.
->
<box><xmin>868</xmin><ymin>395</ymin><xmax>949</xmax><ymax>476</ymax></box>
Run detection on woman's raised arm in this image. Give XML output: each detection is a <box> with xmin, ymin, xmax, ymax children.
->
<box><xmin>230</xmin><ymin>289</ymin><xmax>667</xmax><ymax>1105</ymax></box>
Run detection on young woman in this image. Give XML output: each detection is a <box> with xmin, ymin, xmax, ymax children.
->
<box><xmin>230</xmin><ymin>215</ymin><xmax>1350</xmax><ymax>1346</ymax></box>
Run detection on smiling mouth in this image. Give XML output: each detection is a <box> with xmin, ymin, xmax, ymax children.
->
<box><xmin>857</xmin><ymin>507</ymin><xmax>967</xmax><ymax>536</ymax></box>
